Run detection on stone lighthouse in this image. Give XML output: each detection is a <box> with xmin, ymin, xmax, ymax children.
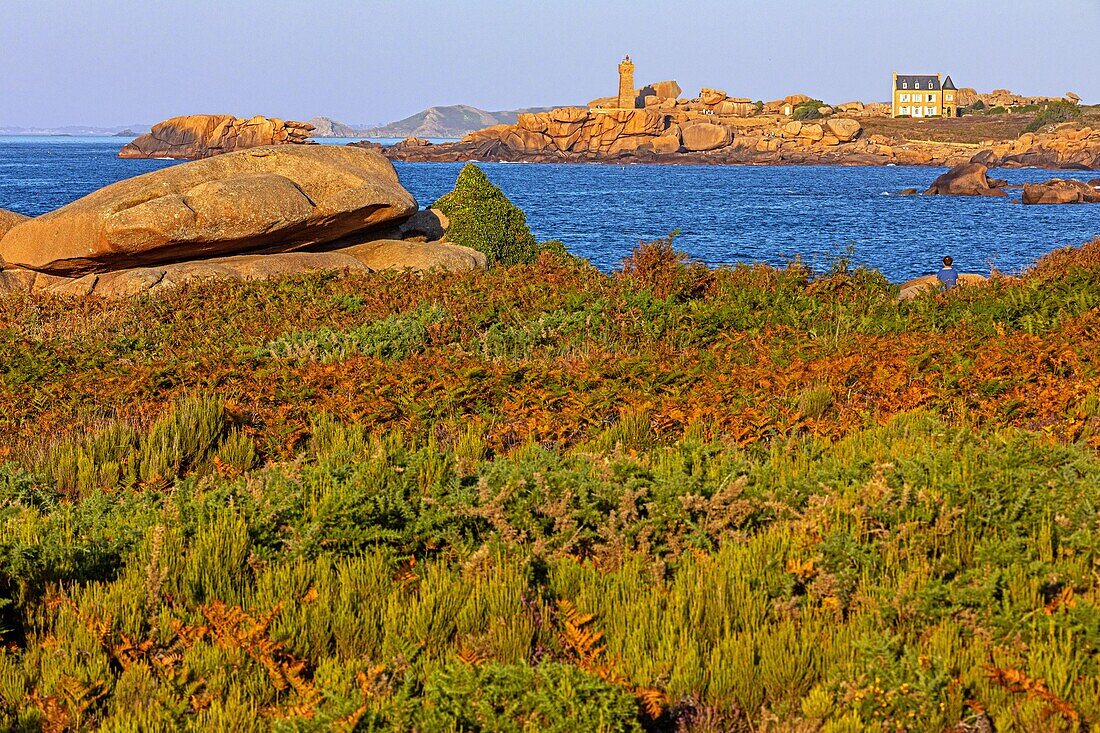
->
<box><xmin>617</xmin><ymin>55</ymin><xmax>635</xmax><ymax>109</ymax></box>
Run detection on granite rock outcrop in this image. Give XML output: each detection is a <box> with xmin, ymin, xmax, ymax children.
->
<box><xmin>0</xmin><ymin>238</ymin><xmax>489</xmax><ymax>298</ymax></box>
<box><xmin>333</xmin><ymin>239</ymin><xmax>487</xmax><ymax>273</ymax></box>
<box><xmin>1021</xmin><ymin>178</ymin><xmax>1100</xmax><ymax>205</ymax></box>
<box><xmin>0</xmin><ymin>145</ymin><xmax>417</xmax><ymax>275</ymax></box>
<box><xmin>924</xmin><ymin>163</ymin><xmax>1008</xmax><ymax>197</ymax></box>
<box><xmin>971</xmin><ymin>125</ymin><xmax>1100</xmax><ymax>170</ymax></box>
<box><xmin>119</xmin><ymin>114</ymin><xmax>315</xmax><ymax>160</ymax></box>
<box><xmin>898</xmin><ymin>274</ymin><xmax>988</xmax><ymax>301</ymax></box>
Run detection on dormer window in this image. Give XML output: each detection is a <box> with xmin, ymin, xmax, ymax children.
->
<box><xmin>902</xmin><ymin>82</ymin><xmax>907</xmax><ymax>89</ymax></box>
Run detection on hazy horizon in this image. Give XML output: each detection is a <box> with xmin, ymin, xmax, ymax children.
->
<box><xmin>3</xmin><ymin>0</ymin><xmax>1098</xmax><ymax>128</ymax></box>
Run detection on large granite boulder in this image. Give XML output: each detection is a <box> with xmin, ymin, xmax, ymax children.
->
<box><xmin>645</xmin><ymin>80</ymin><xmax>682</xmax><ymax>100</ymax></box>
<box><xmin>3</xmin><ymin>241</ymin><xmax>486</xmax><ymax>298</ymax></box>
<box><xmin>0</xmin><ymin>208</ymin><xmax>29</xmax><ymax>240</ymax></box>
<box><xmin>119</xmin><ymin>114</ymin><xmax>315</xmax><ymax>160</ymax></box>
<box><xmin>898</xmin><ymin>273</ymin><xmax>987</xmax><ymax>301</ymax></box>
<box><xmin>826</xmin><ymin>118</ymin><xmax>862</xmax><ymax>143</ymax></box>
<box><xmin>0</xmin><ymin>145</ymin><xmax>418</xmax><ymax>276</ymax></box>
<box><xmin>651</xmin><ymin>133</ymin><xmax>683</xmax><ymax>155</ymax></box>
<box><xmin>102</xmin><ymin>251</ymin><xmax>371</xmax><ymax>297</ymax></box>
<box><xmin>681</xmin><ymin>123</ymin><xmax>733</xmax><ymax>152</ymax></box>
<box><xmin>33</xmin><ymin>251</ymin><xmax>372</xmax><ymax>298</ymax></box>
<box><xmin>924</xmin><ymin>163</ymin><xmax>1007</xmax><ymax>197</ymax></box>
<box><xmin>0</xmin><ymin>268</ymin><xmax>37</xmax><ymax>294</ymax></box>
<box><xmin>699</xmin><ymin>88</ymin><xmax>728</xmax><ymax>106</ymax></box>
<box><xmin>956</xmin><ymin>88</ymin><xmax>980</xmax><ymax>107</ymax></box>
<box><xmin>1022</xmin><ymin>178</ymin><xmax>1100</xmax><ymax>205</ymax></box>
<box><xmin>799</xmin><ymin>124</ymin><xmax>825</xmax><ymax>142</ymax></box>
<box><xmin>333</xmin><ymin>239</ymin><xmax>487</xmax><ymax>273</ymax></box>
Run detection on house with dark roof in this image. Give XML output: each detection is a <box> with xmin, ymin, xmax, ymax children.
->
<box><xmin>891</xmin><ymin>73</ymin><xmax>959</xmax><ymax>118</ymax></box>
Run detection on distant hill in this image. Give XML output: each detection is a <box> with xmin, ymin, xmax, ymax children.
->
<box><xmin>359</xmin><ymin>105</ymin><xmax>560</xmax><ymax>139</ymax></box>
<box><xmin>308</xmin><ymin>117</ymin><xmax>362</xmax><ymax>137</ymax></box>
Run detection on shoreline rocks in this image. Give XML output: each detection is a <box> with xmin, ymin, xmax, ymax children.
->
<box><xmin>0</xmin><ymin>146</ymin><xmax>418</xmax><ymax>276</ymax></box>
<box><xmin>119</xmin><ymin>114</ymin><xmax>315</xmax><ymax>160</ymax></box>
<box><xmin>376</xmin><ymin>111</ymin><xmax>1099</xmax><ymax>171</ymax></box>
<box><xmin>924</xmin><ymin>163</ymin><xmax>1007</xmax><ymax>197</ymax></box>
<box><xmin>970</xmin><ymin>125</ymin><xmax>1100</xmax><ymax>170</ymax></box>
<box><xmin>1022</xmin><ymin>178</ymin><xmax>1100</xmax><ymax>205</ymax></box>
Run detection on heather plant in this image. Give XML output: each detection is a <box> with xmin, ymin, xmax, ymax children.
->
<box><xmin>261</xmin><ymin>302</ymin><xmax>446</xmax><ymax>363</ymax></box>
<box><xmin>1</xmin><ymin>400</ymin><xmax>1098</xmax><ymax>730</ymax></box>
<box><xmin>0</xmin><ymin>237</ymin><xmax>1099</xmax><ymax>730</ymax></box>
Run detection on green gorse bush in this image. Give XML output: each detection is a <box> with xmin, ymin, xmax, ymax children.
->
<box><xmin>432</xmin><ymin>163</ymin><xmax>540</xmax><ymax>267</ymax></box>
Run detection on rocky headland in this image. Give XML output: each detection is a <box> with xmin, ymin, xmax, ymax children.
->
<box><xmin>380</xmin><ymin>112</ymin><xmax>1100</xmax><ymax>170</ymax></box>
<box><xmin>0</xmin><ymin>146</ymin><xmax>498</xmax><ymax>298</ymax></box>
<box><xmin>119</xmin><ymin>114</ymin><xmax>316</xmax><ymax>160</ymax></box>
<box><xmin>308</xmin><ymin>116</ymin><xmax>361</xmax><ymax>138</ymax></box>
<box><xmin>365</xmin><ymin>81</ymin><xmax>1096</xmax><ymax>170</ymax></box>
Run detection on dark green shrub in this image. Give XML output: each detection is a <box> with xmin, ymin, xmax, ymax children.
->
<box><xmin>1024</xmin><ymin>100</ymin><xmax>1083</xmax><ymax>132</ymax></box>
<box><xmin>432</xmin><ymin>164</ymin><xmax>539</xmax><ymax>267</ymax></box>
<box><xmin>971</xmin><ymin>100</ymin><xmax>986</xmax><ymax>110</ymax></box>
<box><xmin>791</xmin><ymin>100</ymin><xmax>826</xmax><ymax>121</ymax></box>
<box><xmin>986</xmin><ymin>105</ymin><xmax>1006</xmax><ymax>115</ymax></box>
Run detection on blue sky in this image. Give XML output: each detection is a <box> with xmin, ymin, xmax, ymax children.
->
<box><xmin>3</xmin><ymin>0</ymin><xmax>1098</xmax><ymax>127</ymax></box>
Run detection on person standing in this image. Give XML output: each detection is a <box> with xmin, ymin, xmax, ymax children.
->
<box><xmin>937</xmin><ymin>256</ymin><xmax>959</xmax><ymax>290</ymax></box>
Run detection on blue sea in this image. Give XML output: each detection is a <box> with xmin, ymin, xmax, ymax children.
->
<box><xmin>1</xmin><ymin>135</ymin><xmax>1098</xmax><ymax>281</ymax></box>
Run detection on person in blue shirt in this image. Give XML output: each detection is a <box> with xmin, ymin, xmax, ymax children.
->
<box><xmin>937</xmin><ymin>256</ymin><xmax>959</xmax><ymax>290</ymax></box>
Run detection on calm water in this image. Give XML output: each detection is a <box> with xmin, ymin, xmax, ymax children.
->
<box><xmin>1</xmin><ymin>136</ymin><xmax>1098</xmax><ymax>281</ymax></box>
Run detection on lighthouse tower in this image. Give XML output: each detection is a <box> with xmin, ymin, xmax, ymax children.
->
<box><xmin>617</xmin><ymin>55</ymin><xmax>635</xmax><ymax>109</ymax></box>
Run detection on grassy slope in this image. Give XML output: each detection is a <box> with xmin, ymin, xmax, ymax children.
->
<box><xmin>1</xmin><ymin>238</ymin><xmax>1099</xmax><ymax>731</ymax></box>
<box><xmin>859</xmin><ymin>105</ymin><xmax>1100</xmax><ymax>144</ymax></box>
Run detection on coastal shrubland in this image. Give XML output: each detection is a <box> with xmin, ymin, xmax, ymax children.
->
<box><xmin>1024</xmin><ymin>100</ymin><xmax>1084</xmax><ymax>133</ymax></box>
<box><xmin>1</xmin><ymin>236</ymin><xmax>1099</xmax><ymax>730</ymax></box>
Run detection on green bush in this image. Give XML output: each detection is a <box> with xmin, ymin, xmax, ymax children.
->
<box><xmin>432</xmin><ymin>164</ymin><xmax>539</xmax><ymax>267</ymax></box>
<box><xmin>1024</xmin><ymin>100</ymin><xmax>1083</xmax><ymax>132</ymax></box>
<box><xmin>791</xmin><ymin>100</ymin><xmax>826</xmax><ymax>121</ymax></box>
<box><xmin>971</xmin><ymin>100</ymin><xmax>986</xmax><ymax>110</ymax></box>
